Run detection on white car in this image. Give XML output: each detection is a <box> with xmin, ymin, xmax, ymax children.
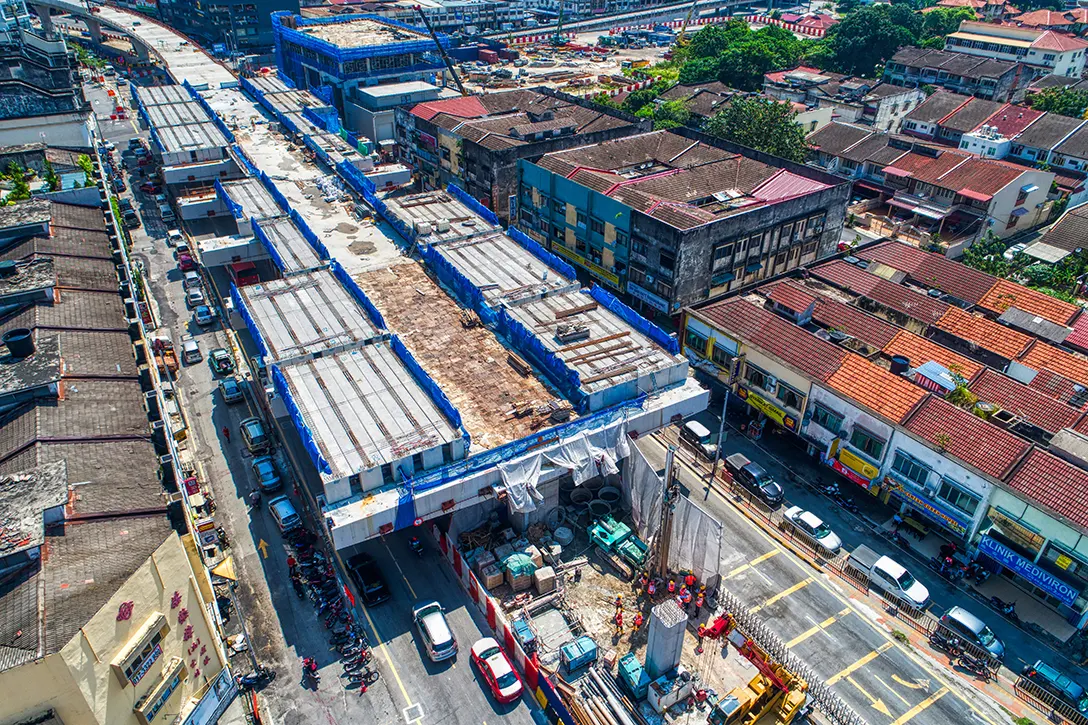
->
<box><xmin>166</xmin><ymin>229</ymin><xmax>184</xmax><ymax>247</ymax></box>
<box><xmin>412</xmin><ymin>601</ymin><xmax>457</xmax><ymax>662</ymax></box>
<box><xmin>186</xmin><ymin>288</ymin><xmax>205</xmax><ymax>308</ymax></box>
<box><xmin>873</xmin><ymin>556</ymin><xmax>930</xmax><ymax>608</ymax></box>
<box><xmin>784</xmin><ymin>506</ymin><xmax>842</xmax><ymax>554</ymax></box>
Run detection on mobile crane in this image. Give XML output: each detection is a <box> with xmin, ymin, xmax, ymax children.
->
<box><xmin>414</xmin><ymin>5</ymin><xmax>468</xmax><ymax>96</ymax></box>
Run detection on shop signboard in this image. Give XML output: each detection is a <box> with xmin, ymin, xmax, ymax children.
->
<box><xmin>626</xmin><ymin>281</ymin><xmax>669</xmax><ymax>314</ymax></box>
<box><xmin>977</xmin><ymin>536</ymin><xmax>1079</xmax><ymax>607</ymax></box>
<box><xmin>130</xmin><ymin>644</ymin><xmax>162</xmax><ymax>685</ymax></box>
<box><xmin>736</xmin><ymin>387</ymin><xmax>797</xmax><ymax>431</ymax></box>
<box><xmin>828</xmin><ymin>458</ymin><xmax>871</xmax><ymax>488</ymax></box>
<box><xmin>182</xmin><ymin>668</ymin><xmax>238</xmax><ymax>725</ymax></box>
<box><xmin>885</xmin><ymin>477</ymin><xmax>968</xmax><ymax>536</ymax></box>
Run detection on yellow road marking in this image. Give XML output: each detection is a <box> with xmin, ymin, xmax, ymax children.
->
<box><xmin>889</xmin><ymin>687</ymin><xmax>949</xmax><ymax>725</ymax></box>
<box><xmin>892</xmin><ymin>674</ymin><xmax>930</xmax><ymax>690</ymax></box>
<box><xmin>751</xmin><ymin>577</ymin><xmax>813</xmax><ymax>613</ymax></box>
<box><xmin>826</xmin><ymin>642</ymin><xmax>895</xmax><ymax>685</ymax></box>
<box><xmin>846</xmin><ymin>675</ymin><xmax>892</xmax><ymax>716</ymax></box>
<box><xmin>875</xmin><ymin>674</ymin><xmax>912</xmax><ymax>706</ymax></box>
<box><xmin>726</xmin><ymin>550</ymin><xmax>779</xmax><ymax>579</ymax></box>
<box><xmin>786</xmin><ymin>608</ymin><xmax>851</xmax><ymax>647</ymax></box>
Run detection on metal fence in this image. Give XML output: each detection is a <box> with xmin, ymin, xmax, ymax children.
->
<box><xmin>1015</xmin><ymin>676</ymin><xmax>1088</xmax><ymax>725</ymax></box>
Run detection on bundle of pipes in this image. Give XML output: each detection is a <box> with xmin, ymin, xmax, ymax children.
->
<box><xmin>565</xmin><ymin>665</ymin><xmax>645</xmax><ymax>725</ymax></box>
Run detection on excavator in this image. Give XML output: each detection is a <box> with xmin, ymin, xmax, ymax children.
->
<box><xmin>414</xmin><ymin>5</ymin><xmax>468</xmax><ymax>96</ymax></box>
<box><xmin>701</xmin><ymin>613</ymin><xmax>809</xmax><ymax>725</ymax></box>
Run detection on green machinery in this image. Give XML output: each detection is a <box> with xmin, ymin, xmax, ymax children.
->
<box><xmin>589</xmin><ymin>516</ymin><xmax>648</xmax><ymax>569</ymax></box>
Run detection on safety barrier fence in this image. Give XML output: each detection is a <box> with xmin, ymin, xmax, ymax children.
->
<box><xmin>389</xmin><ymin>334</ymin><xmax>471</xmax><ymax>451</ymax></box>
<box><xmin>419</xmin><ymin>243</ymin><xmax>499</xmax><ymax>327</ymax></box>
<box><xmin>182</xmin><ymin>79</ymin><xmax>237</xmax><ymax>143</ymax></box>
<box><xmin>271</xmin><ymin>10</ymin><xmax>450</xmax><ymax>66</ymax></box>
<box><xmin>231</xmin><ymin>143</ymin><xmax>261</xmax><ymax>176</ymax></box>
<box><xmin>269</xmin><ymin>363</ymin><xmax>333</xmax><ymax>476</ymax></box>
<box><xmin>328</xmin><ymin>259</ymin><xmax>386</xmax><ymax>331</ymax></box>
<box><xmin>290</xmin><ymin>208</ymin><xmax>332</xmax><ymax>262</ymax></box>
<box><xmin>745</xmin><ymin>14</ymin><xmax>831</xmax><ymax>37</ymax></box>
<box><xmin>430</xmin><ymin>522</ymin><xmax>576</xmax><ymax>725</ymax></box>
<box><xmin>214</xmin><ymin>178</ymin><xmax>245</xmax><ymax>220</ymax></box>
<box><xmin>448</xmin><ymin>182</ymin><xmax>499</xmax><ymax>226</ymax></box>
<box><xmin>250</xmin><ymin>217</ymin><xmax>287</xmax><ymax>274</ymax></box>
<box><xmin>302</xmin><ymin>133</ymin><xmax>332</xmax><ymax>167</ymax></box>
<box><xmin>507</xmin><ymin>227</ymin><xmax>577</xmax><ymax>280</ymax></box>
<box><xmin>257</xmin><ymin>170</ymin><xmax>291</xmax><ymax>216</ymax></box>
<box><xmin>589</xmin><ymin>283</ymin><xmax>679</xmax><ymax>355</ymax></box>
<box><xmin>1015</xmin><ymin>676</ymin><xmax>1088</xmax><ymax>725</ymax></box>
<box><xmin>231</xmin><ymin>282</ymin><xmax>270</xmax><ymax>362</ymax></box>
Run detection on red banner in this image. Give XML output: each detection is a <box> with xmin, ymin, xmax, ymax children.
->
<box><xmin>453</xmin><ymin>549</ymin><xmax>462</xmax><ymax>576</ymax></box>
<box><xmin>486</xmin><ymin>598</ymin><xmax>496</xmax><ymax>630</ymax></box>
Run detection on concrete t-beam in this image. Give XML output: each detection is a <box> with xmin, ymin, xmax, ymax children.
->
<box><xmin>32</xmin><ymin>4</ymin><xmax>53</xmax><ymax>34</ymax></box>
<box><xmin>132</xmin><ymin>41</ymin><xmax>150</xmax><ymax>62</ymax></box>
<box><xmin>84</xmin><ymin>17</ymin><xmax>102</xmax><ymax>44</ymax></box>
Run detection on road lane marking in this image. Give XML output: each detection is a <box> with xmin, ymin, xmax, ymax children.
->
<box><xmin>750</xmin><ymin>577</ymin><xmax>813</xmax><ymax>613</ymax></box>
<box><xmin>846</xmin><ymin>675</ymin><xmax>891</xmax><ymax>716</ymax></box>
<box><xmin>380</xmin><ymin>536</ymin><xmax>418</xmax><ymax>599</ymax></box>
<box><xmin>256</xmin><ymin>539</ymin><xmax>268</xmax><ymax>558</ymax></box>
<box><xmin>892</xmin><ymin>674</ymin><xmax>930</xmax><ymax>691</ymax></box>
<box><xmin>825</xmin><ymin>642</ymin><xmax>894</xmax><ymax>685</ymax></box>
<box><xmin>786</xmin><ymin>608</ymin><xmax>850</xmax><ymax>647</ymax></box>
<box><xmin>725</xmin><ymin>550</ymin><xmax>779</xmax><ymax>579</ymax></box>
<box><xmin>875</xmin><ymin>674</ymin><xmax>912</xmax><ymax>706</ymax></box>
<box><xmin>889</xmin><ymin>687</ymin><xmax>949</xmax><ymax>725</ymax></box>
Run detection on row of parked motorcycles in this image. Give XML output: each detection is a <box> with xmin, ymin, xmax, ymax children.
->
<box><xmin>928</xmin><ymin>630</ymin><xmax>993</xmax><ymax>682</ymax></box>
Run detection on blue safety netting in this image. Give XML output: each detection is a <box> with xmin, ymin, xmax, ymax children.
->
<box><xmin>290</xmin><ymin>209</ymin><xmax>331</xmax><ymax>261</ymax></box>
<box><xmin>258</xmin><ymin>171</ymin><xmax>291</xmax><ymax>215</ymax></box>
<box><xmin>215</xmin><ymin>178</ymin><xmax>246</xmax><ymax>220</ymax></box>
<box><xmin>336</xmin><ymin>159</ymin><xmax>376</xmax><ymax>195</ymax></box>
<box><xmin>311</xmin><ymin>84</ymin><xmax>334</xmax><ymax>107</ymax></box>
<box><xmin>279</xmin><ymin>111</ymin><xmax>301</xmax><ymax>136</ymax></box>
<box><xmin>507</xmin><ymin>227</ymin><xmax>577</xmax><ymax>281</ymax></box>
<box><xmin>408</xmin><ymin>393</ymin><xmax>645</xmax><ymax>495</ymax></box>
<box><xmin>271</xmin><ymin>363</ymin><xmax>333</xmax><ymax>476</ymax></box>
<box><xmin>232</xmin><ymin>143</ymin><xmax>261</xmax><ymax>176</ymax></box>
<box><xmin>251</xmin><ymin>217</ymin><xmax>289</xmax><ymax>274</ymax></box>
<box><xmin>394</xmin><ymin>487</ymin><xmax>417</xmax><ymax>531</ymax></box>
<box><xmin>241</xmin><ymin>75</ymin><xmax>279</xmax><ymax>116</ymax></box>
<box><xmin>182</xmin><ymin>79</ymin><xmax>236</xmax><ymax>144</ymax></box>
<box><xmin>389</xmin><ymin>334</ymin><xmax>471</xmax><ymax>451</ymax></box>
<box><xmin>302</xmin><ymin>135</ymin><xmax>332</xmax><ymax>167</ymax></box>
<box><xmin>420</xmin><ymin>244</ymin><xmax>499</xmax><ymax>327</ymax></box>
<box><xmin>329</xmin><ymin>260</ymin><xmax>387</xmax><ymax>331</ymax></box>
<box><xmin>272</xmin><ymin>11</ymin><xmax>449</xmax><ymax>61</ymax></box>
<box><xmin>589</xmin><ymin>284</ymin><xmax>680</xmax><ymax>355</ymax></box>
<box><xmin>447</xmin><ymin>183</ymin><xmax>499</xmax><ymax>226</ymax></box>
<box><xmin>231</xmin><ymin>282</ymin><xmax>270</xmax><ymax>362</ymax></box>
<box><xmin>278</xmin><ymin>70</ymin><xmax>297</xmax><ymax>89</ymax></box>
<box><xmin>496</xmin><ymin>305</ymin><xmax>587</xmax><ymax>411</ymax></box>
<box><xmin>149</xmin><ymin>122</ymin><xmax>164</xmax><ymax>153</ymax></box>
<box><xmin>341</xmin><ymin>128</ymin><xmax>362</xmax><ymax>152</ymax></box>
<box><xmin>303</xmin><ymin>103</ymin><xmax>340</xmax><ymax>134</ymax></box>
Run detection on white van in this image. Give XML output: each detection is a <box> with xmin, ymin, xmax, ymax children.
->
<box><xmin>183</xmin><ymin>271</ymin><xmax>202</xmax><ymax>290</ymax></box>
<box><xmin>680</xmin><ymin>419</ymin><xmax>717</xmax><ymax>460</ymax></box>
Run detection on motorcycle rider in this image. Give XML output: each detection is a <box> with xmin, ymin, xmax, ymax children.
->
<box><xmin>409</xmin><ymin>536</ymin><xmax>423</xmax><ymax>556</ymax></box>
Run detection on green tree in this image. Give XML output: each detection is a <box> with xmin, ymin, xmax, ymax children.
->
<box><xmin>921</xmin><ymin>6</ymin><xmax>976</xmax><ymax>41</ymax></box>
<box><xmin>678</xmin><ymin>56</ymin><xmax>720</xmax><ymax>85</ymax></box>
<box><xmin>1027</xmin><ymin>86</ymin><xmax>1088</xmax><ymax>119</ymax></box>
<box><xmin>42</xmin><ymin>159</ymin><xmax>60</xmax><ymax>192</ymax></box>
<box><xmin>687</xmin><ymin>21</ymin><xmax>750</xmax><ymax>60</ymax></box>
<box><xmin>5</xmin><ymin>162</ymin><xmax>29</xmax><ymax>203</ymax></box>
<box><xmin>638</xmin><ymin>99</ymin><xmax>691</xmax><ymax>130</ymax></box>
<box><xmin>717</xmin><ymin>26</ymin><xmax>807</xmax><ymax>91</ymax></box>
<box><xmin>77</xmin><ymin>153</ymin><xmax>94</xmax><ymax>186</ymax></box>
<box><xmin>810</xmin><ymin>5</ymin><xmax>920</xmax><ymax>76</ymax></box>
<box><xmin>704</xmin><ymin>97</ymin><xmax>810</xmax><ymax>163</ymax></box>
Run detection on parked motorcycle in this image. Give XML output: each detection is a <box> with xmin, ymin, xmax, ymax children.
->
<box><xmin>990</xmin><ymin>596</ymin><xmax>1019</xmax><ymax>622</ymax></box>
<box><xmin>302</xmin><ymin>657</ymin><xmax>320</xmax><ymax>688</ymax></box>
<box><xmin>834</xmin><ymin>495</ymin><xmax>859</xmax><ymax>514</ymax></box>
<box><xmin>237</xmin><ymin>665</ymin><xmax>275</xmax><ymax>692</ymax></box>
<box><xmin>344</xmin><ymin>666</ymin><xmax>380</xmax><ymax>686</ymax></box>
<box><xmin>929</xmin><ymin>631</ymin><xmax>962</xmax><ymax>658</ymax></box>
<box><xmin>958</xmin><ymin>652</ymin><xmax>992</xmax><ymax>681</ymax></box>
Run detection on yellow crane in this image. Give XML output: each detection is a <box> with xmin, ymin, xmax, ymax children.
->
<box><xmin>674</xmin><ymin>0</ymin><xmax>701</xmax><ymax>47</ymax></box>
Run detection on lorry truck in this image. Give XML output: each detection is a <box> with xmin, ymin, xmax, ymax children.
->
<box><xmin>724</xmin><ymin>453</ymin><xmax>784</xmax><ymax>507</ymax></box>
<box><xmin>847</xmin><ymin>544</ymin><xmax>930</xmax><ymax>609</ymax></box>
<box><xmin>151</xmin><ymin>336</ymin><xmax>179</xmax><ymax>377</ymax></box>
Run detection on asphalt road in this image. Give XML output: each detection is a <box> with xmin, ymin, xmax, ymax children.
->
<box><xmin>100</xmin><ymin>74</ymin><xmax>537</xmax><ymax>725</ymax></box>
<box><xmin>637</xmin><ymin>434</ymin><xmax>1003</xmax><ymax>725</ymax></box>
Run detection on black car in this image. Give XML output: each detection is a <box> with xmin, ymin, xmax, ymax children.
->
<box><xmin>346</xmin><ymin>553</ymin><xmax>391</xmax><ymax>605</ymax></box>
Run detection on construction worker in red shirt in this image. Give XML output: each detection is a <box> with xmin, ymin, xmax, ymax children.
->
<box><xmin>614</xmin><ymin>610</ymin><xmax>624</xmax><ymax>635</ymax></box>
<box><xmin>647</xmin><ymin>579</ymin><xmax>657</xmax><ymax>597</ymax></box>
<box><xmin>667</xmin><ymin>578</ymin><xmax>676</xmax><ymax>594</ymax></box>
<box><xmin>633</xmin><ymin>612</ymin><xmax>644</xmax><ymax>631</ymax></box>
<box><xmin>684</xmin><ymin>572</ymin><xmax>697</xmax><ymax>590</ymax></box>
<box><xmin>694</xmin><ymin>590</ymin><xmax>705</xmax><ymax>617</ymax></box>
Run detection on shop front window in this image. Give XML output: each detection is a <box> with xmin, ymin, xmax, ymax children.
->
<box><xmin>985</xmin><ymin>506</ymin><xmax>1045</xmax><ymax>561</ymax></box>
<box><xmin>810</xmin><ymin>405</ymin><xmax>842</xmax><ymax>435</ymax></box>
<box><xmin>776</xmin><ymin>381</ymin><xmax>805</xmax><ymax>411</ymax></box>
<box><xmin>685</xmin><ymin>330</ymin><xmax>708</xmax><ymax>357</ymax></box>
<box><xmin>744</xmin><ymin>362</ymin><xmax>769</xmax><ymax>390</ymax></box>
<box><xmin>937</xmin><ymin>478</ymin><xmax>979</xmax><ymax>517</ymax></box>
<box><xmin>891</xmin><ymin>450</ymin><xmax>929</xmax><ymax>488</ymax></box>
<box><xmin>850</xmin><ymin>427</ymin><xmax>885</xmax><ymax>461</ymax></box>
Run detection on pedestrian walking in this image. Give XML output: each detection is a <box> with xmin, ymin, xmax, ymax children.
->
<box><xmin>222</xmin><ymin>425</ymin><xmax>231</xmax><ymax>443</ymax></box>
<box><xmin>287</xmin><ymin>554</ymin><xmax>297</xmax><ymax>575</ymax></box>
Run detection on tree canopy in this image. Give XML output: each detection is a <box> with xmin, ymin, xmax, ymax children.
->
<box><xmin>808</xmin><ymin>5</ymin><xmax>922</xmax><ymax>76</ymax></box>
<box><xmin>1027</xmin><ymin>86</ymin><xmax>1088</xmax><ymax>119</ymax></box>
<box><xmin>676</xmin><ymin>22</ymin><xmax>806</xmax><ymax>91</ymax></box>
<box><xmin>703</xmin><ymin>97</ymin><xmax>810</xmax><ymax>163</ymax></box>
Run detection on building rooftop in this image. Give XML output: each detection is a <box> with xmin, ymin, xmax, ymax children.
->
<box><xmin>830</xmin><ymin>353</ymin><xmax>928</xmax><ymax>423</ymax></box>
<box><xmin>383</xmin><ymin>189</ymin><xmax>499</xmax><ymax>244</ymax></box>
<box><xmin>219</xmin><ymin>178</ymin><xmax>285</xmax><ymax>221</ymax></box>
<box><xmin>998</xmin><ymin>306</ymin><xmax>1072</xmax><ymax>345</ymax></box>
<box><xmin>939</xmin><ymin>97</ymin><xmax>1005</xmax><ymax>133</ymax></box>
<box><xmin>503</xmin><ymin>288</ymin><xmax>688</xmax><ymax>398</ymax></box>
<box><xmin>1054</xmin><ymin>124</ymin><xmax>1088</xmax><ymax>159</ymax></box>
<box><xmin>936</xmin><ymin>306</ymin><xmax>1035</xmax><ymax>360</ymax></box>
<box><xmin>0</xmin><ymin>257</ymin><xmax>55</xmax><ymax>302</ymax></box>
<box><xmin>1019</xmin><ymin>340</ymin><xmax>1088</xmax><ymax>388</ymax></box>
<box><xmin>154</xmin><ymin>121</ymin><xmax>229</xmax><ymax>154</ymax></box>
<box><xmin>1005</xmin><ymin>448</ymin><xmax>1088</xmax><ymax>529</ymax></box>
<box><xmin>252</xmin><ymin>216</ymin><xmax>327</xmax><ymax>275</ymax></box>
<box><xmin>811</xmin><ymin>294</ymin><xmax>902</xmax><ymax>349</ymax></box>
<box><xmin>0</xmin><ymin>460</ymin><xmax>66</xmax><ymax>559</ymax></box>
<box><xmin>144</xmin><ymin>100</ymin><xmax>210</xmax><ymax>129</ymax></box>
<box><xmin>969</xmin><ymin>367</ymin><xmax>1084</xmax><ymax>435</ymax></box>
<box><xmin>297</xmin><ymin>16</ymin><xmax>429</xmax><ymax>48</ymax></box>
<box><xmin>696</xmin><ymin>297</ymin><xmax>847</xmax><ymax>382</ymax></box>
<box><xmin>883</xmin><ymin>329</ymin><xmax>984</xmax><ymax>379</ymax></box>
<box><xmin>136</xmin><ymin>84</ymin><xmax>193</xmax><ymax>107</ymax></box>
<box><xmin>434</xmin><ymin>230</ymin><xmax>579</xmax><ymax>306</ymax></box>
<box><xmin>538</xmin><ymin>130</ymin><xmax>831</xmax><ymax>231</ymax></box>
<box><xmin>1023</xmin><ymin>202</ymin><xmax>1088</xmax><ymax>264</ymax></box>
<box><xmin>813</xmin><ymin>260</ymin><xmax>952</xmax><ymax>325</ymax></box>
<box><xmin>903</xmin><ymin>395</ymin><xmax>1030</xmax><ymax>479</ymax></box>
<box><xmin>277</xmin><ymin>342</ymin><xmax>460</xmax><ymax>482</ymax></box>
<box><xmin>237</xmin><ymin>269</ymin><xmax>382</xmax><ymax>365</ymax></box>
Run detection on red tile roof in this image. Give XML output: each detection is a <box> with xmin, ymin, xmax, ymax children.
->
<box><xmin>1030</xmin><ymin>368</ymin><xmax>1088</xmax><ymax>409</ymax></box>
<box><xmin>825</xmin><ymin>354</ymin><xmax>928</xmax><ymax>424</ymax></box>
<box><xmin>1015</xmin><ymin>9</ymin><xmax>1075</xmax><ymax>25</ymax></box>
<box><xmin>883</xmin><ymin>330</ymin><xmax>985</xmax><ymax>380</ymax></box>
<box><xmin>977</xmin><ymin>278</ymin><xmax>1080</xmax><ymax>325</ymax></box>
<box><xmin>855</xmin><ymin>241</ymin><xmax>929</xmax><ymax>274</ymax></box>
<box><xmin>810</xmin><ymin>260</ymin><xmax>880</xmax><ymax>294</ymax></box>
<box><xmin>767</xmin><ymin>281</ymin><xmax>818</xmax><ymax>314</ymax></box>
<box><xmin>410</xmin><ymin>96</ymin><xmax>489</xmax><ymax>121</ymax></box>
<box><xmin>914</xmin><ymin>255</ymin><xmax>1003</xmax><ymax>305</ymax></box>
<box><xmin>1066</xmin><ymin>313</ymin><xmax>1088</xmax><ymax>351</ymax></box>
<box><xmin>936</xmin><ymin>307</ymin><xmax>1034</xmax><ymax>359</ymax></box>
<box><xmin>812</xmin><ymin>260</ymin><xmax>951</xmax><ymax>324</ymax></box>
<box><xmin>969</xmin><ymin>368</ymin><xmax>1084</xmax><ymax>434</ymax></box>
<box><xmin>696</xmin><ymin>298</ymin><xmax>847</xmax><ymax>381</ymax></box>
<box><xmin>1018</xmin><ymin>340</ymin><xmax>1088</xmax><ymax>388</ymax></box>
<box><xmin>903</xmin><ymin>396</ymin><xmax>1030</xmax><ymax>479</ymax></box>
<box><xmin>811</xmin><ymin>297</ymin><xmax>901</xmax><ymax>349</ymax></box>
<box><xmin>1005</xmin><ymin>449</ymin><xmax>1088</xmax><ymax>528</ymax></box>
<box><xmin>1032</xmin><ymin>30</ymin><xmax>1088</xmax><ymax>52</ymax></box>
<box><xmin>979</xmin><ymin>104</ymin><xmax>1044</xmax><ymax>138</ymax></box>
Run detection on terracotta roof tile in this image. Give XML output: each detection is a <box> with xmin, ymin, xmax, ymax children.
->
<box><xmin>977</xmin><ymin>278</ymin><xmax>1080</xmax><ymax>326</ymax></box>
<box><xmin>969</xmin><ymin>368</ymin><xmax>1084</xmax><ymax>434</ymax></box>
<box><xmin>914</xmin><ymin>254</ymin><xmax>1001</xmax><ymax>304</ymax></box>
<box><xmin>1030</xmin><ymin>368</ymin><xmax>1088</xmax><ymax>409</ymax></box>
<box><xmin>410</xmin><ymin>96</ymin><xmax>488</xmax><ymax>121</ymax></box>
<box><xmin>1066</xmin><ymin>313</ymin><xmax>1088</xmax><ymax>351</ymax></box>
<box><xmin>811</xmin><ymin>297</ymin><xmax>901</xmax><ymax>349</ymax></box>
<box><xmin>882</xmin><ymin>330</ymin><xmax>984</xmax><ymax>379</ymax></box>
<box><xmin>768</xmin><ymin>282</ymin><xmax>818</xmax><ymax>314</ymax></box>
<box><xmin>825</xmin><ymin>355</ymin><xmax>927</xmax><ymax>423</ymax></box>
<box><xmin>1018</xmin><ymin>340</ymin><xmax>1088</xmax><ymax>387</ymax></box>
<box><xmin>903</xmin><ymin>396</ymin><xmax>1030</xmax><ymax>479</ymax></box>
<box><xmin>696</xmin><ymin>298</ymin><xmax>847</xmax><ymax>381</ymax></box>
<box><xmin>1032</xmin><ymin>30</ymin><xmax>1088</xmax><ymax>52</ymax></box>
<box><xmin>810</xmin><ymin>260</ymin><xmax>880</xmax><ymax>294</ymax></box>
<box><xmin>812</xmin><ymin>260</ymin><xmax>950</xmax><ymax>323</ymax></box>
<box><xmin>855</xmin><ymin>241</ymin><xmax>929</xmax><ymax>274</ymax></box>
<box><xmin>1005</xmin><ymin>449</ymin><xmax>1088</xmax><ymax>528</ymax></box>
<box><xmin>936</xmin><ymin>307</ymin><xmax>1034</xmax><ymax>359</ymax></box>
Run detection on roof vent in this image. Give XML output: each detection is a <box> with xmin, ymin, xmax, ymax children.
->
<box><xmin>2</xmin><ymin>328</ymin><xmax>34</xmax><ymax>358</ymax></box>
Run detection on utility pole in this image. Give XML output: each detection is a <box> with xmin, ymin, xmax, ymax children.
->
<box><xmin>705</xmin><ymin>388</ymin><xmax>729</xmax><ymax>495</ymax></box>
<box><xmin>654</xmin><ymin>445</ymin><xmax>677</xmax><ymax>580</ymax></box>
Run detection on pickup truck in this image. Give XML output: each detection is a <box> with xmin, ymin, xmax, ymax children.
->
<box><xmin>848</xmin><ymin>545</ymin><xmax>930</xmax><ymax>609</ymax></box>
<box><xmin>150</xmin><ymin>336</ymin><xmax>179</xmax><ymax>376</ymax></box>
<box><xmin>724</xmin><ymin>453</ymin><xmax>784</xmax><ymax>507</ymax></box>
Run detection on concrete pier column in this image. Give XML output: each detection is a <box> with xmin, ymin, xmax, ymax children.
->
<box><xmin>85</xmin><ymin>17</ymin><xmax>102</xmax><ymax>44</ymax></box>
<box><xmin>32</xmin><ymin>4</ymin><xmax>53</xmax><ymax>34</ymax></box>
<box><xmin>133</xmin><ymin>42</ymin><xmax>150</xmax><ymax>62</ymax></box>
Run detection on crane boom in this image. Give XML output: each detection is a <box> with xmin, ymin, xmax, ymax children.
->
<box><xmin>675</xmin><ymin>0</ymin><xmax>700</xmax><ymax>46</ymax></box>
<box><xmin>553</xmin><ymin>1</ymin><xmax>565</xmax><ymax>46</ymax></box>
<box><xmin>414</xmin><ymin>5</ymin><xmax>468</xmax><ymax>96</ymax></box>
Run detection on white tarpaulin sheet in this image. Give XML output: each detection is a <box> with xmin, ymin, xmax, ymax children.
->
<box><xmin>669</xmin><ymin>495</ymin><xmax>723</xmax><ymax>587</ymax></box>
<box><xmin>498</xmin><ymin>421</ymin><xmax>631</xmax><ymax>513</ymax></box>
<box><xmin>621</xmin><ymin>442</ymin><xmax>663</xmax><ymax>546</ymax></box>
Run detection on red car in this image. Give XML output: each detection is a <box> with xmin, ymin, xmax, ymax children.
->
<box><xmin>470</xmin><ymin>638</ymin><xmax>522</xmax><ymax>704</ymax></box>
<box><xmin>140</xmin><ymin>182</ymin><xmax>161</xmax><ymax>194</ymax></box>
<box><xmin>177</xmin><ymin>253</ymin><xmax>197</xmax><ymax>272</ymax></box>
